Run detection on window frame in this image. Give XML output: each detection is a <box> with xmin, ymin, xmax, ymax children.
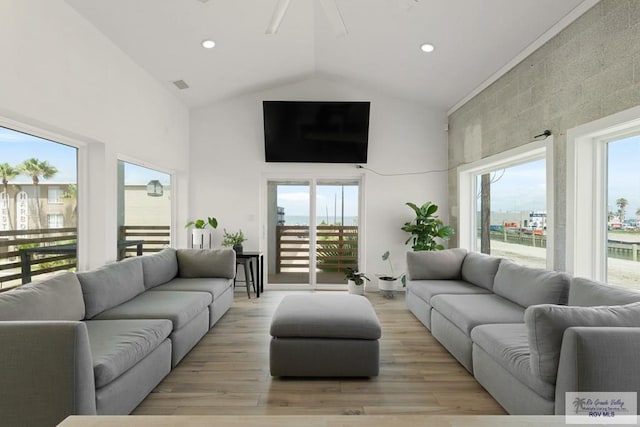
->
<box><xmin>47</xmin><ymin>186</ymin><xmax>64</xmax><ymax>204</ymax></box>
<box><xmin>457</xmin><ymin>138</ymin><xmax>555</xmax><ymax>269</ymax></box>
<box><xmin>47</xmin><ymin>213</ymin><xmax>64</xmax><ymax>229</ymax></box>
<box><xmin>567</xmin><ymin>105</ymin><xmax>640</xmax><ymax>281</ymax></box>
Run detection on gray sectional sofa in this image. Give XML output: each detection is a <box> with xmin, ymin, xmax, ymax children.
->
<box><xmin>406</xmin><ymin>248</ymin><xmax>640</xmax><ymax>415</ymax></box>
<box><xmin>0</xmin><ymin>247</ymin><xmax>235</xmax><ymax>427</ymax></box>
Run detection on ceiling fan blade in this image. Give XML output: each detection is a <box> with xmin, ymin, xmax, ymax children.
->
<box><xmin>265</xmin><ymin>0</ymin><xmax>292</xmax><ymax>34</ymax></box>
<box><xmin>319</xmin><ymin>0</ymin><xmax>348</xmax><ymax>36</ymax></box>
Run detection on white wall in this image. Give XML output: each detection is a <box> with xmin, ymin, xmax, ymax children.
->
<box><xmin>0</xmin><ymin>0</ymin><xmax>190</xmax><ymax>268</ymax></box>
<box><xmin>190</xmin><ymin>76</ymin><xmax>448</xmax><ymax>280</ymax></box>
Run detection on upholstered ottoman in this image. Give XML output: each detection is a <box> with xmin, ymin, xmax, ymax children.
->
<box><xmin>269</xmin><ymin>294</ymin><xmax>382</xmax><ymax>377</ymax></box>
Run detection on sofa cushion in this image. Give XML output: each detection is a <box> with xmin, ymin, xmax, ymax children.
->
<box><xmin>493</xmin><ymin>261</ymin><xmax>570</xmax><ymax>308</ymax></box>
<box><xmin>270</xmin><ymin>294</ymin><xmax>381</xmax><ymax>340</ymax></box>
<box><xmin>525</xmin><ymin>302</ymin><xmax>640</xmax><ymax>384</ymax></box>
<box><xmin>406</xmin><ymin>248</ymin><xmax>467</xmax><ymax>281</ymax></box>
<box><xmin>150</xmin><ymin>277</ymin><xmax>233</xmax><ymax>301</ymax></box>
<box><xmin>407</xmin><ymin>279</ymin><xmax>491</xmax><ymax>305</ymax></box>
<box><xmin>471</xmin><ymin>323</ymin><xmax>555</xmax><ymax>401</ymax></box>
<box><xmin>430</xmin><ymin>294</ymin><xmax>525</xmax><ymax>336</ymax></box>
<box><xmin>568</xmin><ymin>277</ymin><xmax>640</xmax><ymax>306</ymax></box>
<box><xmin>461</xmin><ymin>252</ymin><xmax>502</xmax><ymax>291</ymax></box>
<box><xmin>176</xmin><ymin>249</ymin><xmax>236</xmax><ymax>279</ymax></box>
<box><xmin>141</xmin><ymin>248</ymin><xmax>178</xmax><ymax>290</ymax></box>
<box><xmin>0</xmin><ymin>272</ymin><xmax>85</xmax><ymax>321</ymax></box>
<box><xmin>93</xmin><ymin>290</ymin><xmax>212</xmax><ymax>330</ymax></box>
<box><xmin>86</xmin><ymin>319</ymin><xmax>172</xmax><ymax>388</ymax></box>
<box><xmin>78</xmin><ymin>257</ymin><xmax>145</xmax><ymax>319</ymax></box>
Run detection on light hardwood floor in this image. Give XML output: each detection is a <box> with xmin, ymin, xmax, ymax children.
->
<box><xmin>133</xmin><ymin>290</ymin><xmax>506</xmax><ymax>416</ymax></box>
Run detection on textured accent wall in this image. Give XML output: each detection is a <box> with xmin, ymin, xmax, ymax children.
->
<box><xmin>448</xmin><ymin>0</ymin><xmax>640</xmax><ymax>270</ymax></box>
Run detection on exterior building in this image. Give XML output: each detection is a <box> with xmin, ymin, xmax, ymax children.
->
<box><xmin>0</xmin><ymin>183</ymin><xmax>76</xmax><ymax>231</ymax></box>
<box><xmin>0</xmin><ymin>183</ymin><xmax>170</xmax><ymax>231</ymax></box>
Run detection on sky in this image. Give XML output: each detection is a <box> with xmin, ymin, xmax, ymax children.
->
<box><xmin>608</xmin><ymin>135</ymin><xmax>640</xmax><ymax>219</ymax></box>
<box><xmin>277</xmin><ymin>184</ymin><xmax>359</xmax><ymax>220</ymax></box>
<box><xmin>0</xmin><ymin>127</ymin><xmax>170</xmax><ymax>185</ymax></box>
<box><xmin>476</xmin><ymin>134</ymin><xmax>640</xmax><ymax>219</ymax></box>
<box><xmin>0</xmin><ymin>127</ymin><xmax>77</xmax><ymax>182</ymax></box>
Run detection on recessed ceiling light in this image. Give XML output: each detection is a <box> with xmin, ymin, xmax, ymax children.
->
<box><xmin>420</xmin><ymin>43</ymin><xmax>435</xmax><ymax>53</ymax></box>
<box><xmin>202</xmin><ymin>40</ymin><xmax>216</xmax><ymax>49</ymax></box>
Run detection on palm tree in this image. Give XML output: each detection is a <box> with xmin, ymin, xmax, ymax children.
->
<box><xmin>616</xmin><ymin>197</ymin><xmax>628</xmax><ymax>222</ymax></box>
<box><xmin>18</xmin><ymin>158</ymin><xmax>58</xmax><ymax>229</ymax></box>
<box><xmin>0</xmin><ymin>163</ymin><xmax>19</xmax><ymax>230</ymax></box>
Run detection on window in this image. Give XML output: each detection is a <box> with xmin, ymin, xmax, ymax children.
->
<box><xmin>47</xmin><ymin>214</ymin><xmax>64</xmax><ymax>229</ymax></box>
<box><xmin>475</xmin><ymin>160</ymin><xmax>547</xmax><ymax>268</ymax></box>
<box><xmin>458</xmin><ymin>139</ymin><xmax>554</xmax><ymax>269</ymax></box>
<box><xmin>117</xmin><ymin>160</ymin><xmax>171</xmax><ymax>260</ymax></box>
<box><xmin>47</xmin><ymin>186</ymin><xmax>64</xmax><ymax>204</ymax></box>
<box><xmin>567</xmin><ymin>105</ymin><xmax>640</xmax><ymax>290</ymax></box>
<box><xmin>607</xmin><ymin>136</ymin><xmax>640</xmax><ymax>287</ymax></box>
<box><xmin>0</xmin><ymin>125</ymin><xmax>78</xmax><ymax>288</ymax></box>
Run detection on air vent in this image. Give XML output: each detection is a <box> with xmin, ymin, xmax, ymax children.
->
<box><xmin>172</xmin><ymin>80</ymin><xmax>190</xmax><ymax>90</ymax></box>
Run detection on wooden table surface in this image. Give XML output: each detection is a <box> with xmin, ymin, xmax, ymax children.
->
<box><xmin>58</xmin><ymin>415</ymin><xmax>606</xmax><ymax>426</ymax></box>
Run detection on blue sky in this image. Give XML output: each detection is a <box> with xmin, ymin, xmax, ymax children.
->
<box><xmin>477</xmin><ymin>134</ymin><xmax>640</xmax><ymax>218</ymax></box>
<box><xmin>1</xmin><ymin>127</ymin><xmax>170</xmax><ymax>185</ymax></box>
<box><xmin>277</xmin><ymin>184</ymin><xmax>359</xmax><ymax>218</ymax></box>
<box><xmin>0</xmin><ymin>127</ymin><xmax>77</xmax><ymax>182</ymax></box>
<box><xmin>608</xmin><ymin>135</ymin><xmax>640</xmax><ymax>219</ymax></box>
<box><xmin>481</xmin><ymin>159</ymin><xmax>546</xmax><ymax>212</ymax></box>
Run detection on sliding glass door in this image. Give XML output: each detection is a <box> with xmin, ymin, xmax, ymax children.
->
<box><xmin>267</xmin><ymin>179</ymin><xmax>361</xmax><ymax>288</ymax></box>
<box><xmin>316</xmin><ymin>181</ymin><xmax>359</xmax><ymax>285</ymax></box>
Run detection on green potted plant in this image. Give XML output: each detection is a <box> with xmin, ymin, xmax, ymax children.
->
<box><xmin>344</xmin><ymin>267</ymin><xmax>370</xmax><ymax>295</ymax></box>
<box><xmin>222</xmin><ymin>229</ymin><xmax>247</xmax><ymax>253</ymax></box>
<box><xmin>401</xmin><ymin>201</ymin><xmax>454</xmax><ymax>251</ymax></box>
<box><xmin>378</xmin><ymin>251</ymin><xmax>406</xmax><ymax>298</ymax></box>
<box><xmin>185</xmin><ymin>216</ymin><xmax>218</xmax><ymax>249</ymax></box>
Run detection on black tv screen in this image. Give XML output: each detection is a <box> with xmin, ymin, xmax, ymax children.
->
<box><xmin>263</xmin><ymin>101</ymin><xmax>370</xmax><ymax>163</ymax></box>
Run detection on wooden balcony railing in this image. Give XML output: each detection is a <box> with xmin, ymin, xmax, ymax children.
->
<box><xmin>0</xmin><ymin>225</ymin><xmax>171</xmax><ymax>290</ymax></box>
<box><xmin>276</xmin><ymin>225</ymin><xmax>358</xmax><ymax>273</ymax></box>
<box><xmin>0</xmin><ymin>227</ymin><xmax>77</xmax><ymax>290</ymax></box>
<box><xmin>118</xmin><ymin>225</ymin><xmax>170</xmax><ymax>259</ymax></box>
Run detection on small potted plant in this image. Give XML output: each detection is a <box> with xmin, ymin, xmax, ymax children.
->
<box><xmin>222</xmin><ymin>229</ymin><xmax>247</xmax><ymax>253</ymax></box>
<box><xmin>344</xmin><ymin>267</ymin><xmax>370</xmax><ymax>295</ymax></box>
<box><xmin>185</xmin><ymin>216</ymin><xmax>218</xmax><ymax>249</ymax></box>
<box><xmin>378</xmin><ymin>251</ymin><xmax>406</xmax><ymax>298</ymax></box>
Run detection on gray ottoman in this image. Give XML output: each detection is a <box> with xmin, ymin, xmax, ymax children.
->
<box><xmin>269</xmin><ymin>294</ymin><xmax>382</xmax><ymax>377</ymax></box>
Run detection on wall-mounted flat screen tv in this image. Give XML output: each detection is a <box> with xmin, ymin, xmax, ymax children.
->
<box><xmin>263</xmin><ymin>101</ymin><xmax>370</xmax><ymax>163</ymax></box>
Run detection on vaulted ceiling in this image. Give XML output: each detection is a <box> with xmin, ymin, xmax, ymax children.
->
<box><xmin>65</xmin><ymin>0</ymin><xmax>590</xmax><ymax>110</ymax></box>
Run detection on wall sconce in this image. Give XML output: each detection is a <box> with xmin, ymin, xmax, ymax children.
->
<box><xmin>146</xmin><ymin>180</ymin><xmax>163</xmax><ymax>197</ymax></box>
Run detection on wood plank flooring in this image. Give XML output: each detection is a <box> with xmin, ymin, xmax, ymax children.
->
<box><xmin>133</xmin><ymin>290</ymin><xmax>506</xmax><ymax>416</ymax></box>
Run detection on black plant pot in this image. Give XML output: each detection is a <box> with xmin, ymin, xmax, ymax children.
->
<box><xmin>233</xmin><ymin>244</ymin><xmax>243</xmax><ymax>254</ymax></box>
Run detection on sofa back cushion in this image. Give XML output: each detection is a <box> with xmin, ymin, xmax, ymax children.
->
<box><xmin>77</xmin><ymin>257</ymin><xmax>145</xmax><ymax>319</ymax></box>
<box><xmin>525</xmin><ymin>302</ymin><xmax>640</xmax><ymax>383</ymax></box>
<box><xmin>141</xmin><ymin>247</ymin><xmax>178</xmax><ymax>289</ymax></box>
<box><xmin>569</xmin><ymin>277</ymin><xmax>640</xmax><ymax>306</ymax></box>
<box><xmin>176</xmin><ymin>249</ymin><xmax>236</xmax><ymax>279</ymax></box>
<box><xmin>0</xmin><ymin>271</ymin><xmax>85</xmax><ymax>321</ymax></box>
<box><xmin>493</xmin><ymin>260</ymin><xmax>570</xmax><ymax>308</ymax></box>
<box><xmin>406</xmin><ymin>248</ymin><xmax>467</xmax><ymax>280</ymax></box>
<box><xmin>461</xmin><ymin>252</ymin><xmax>502</xmax><ymax>291</ymax></box>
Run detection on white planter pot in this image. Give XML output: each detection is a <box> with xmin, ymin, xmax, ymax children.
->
<box><xmin>378</xmin><ymin>277</ymin><xmax>397</xmax><ymax>298</ymax></box>
<box><xmin>347</xmin><ymin>279</ymin><xmax>365</xmax><ymax>295</ymax></box>
<box><xmin>191</xmin><ymin>229</ymin><xmax>212</xmax><ymax>249</ymax></box>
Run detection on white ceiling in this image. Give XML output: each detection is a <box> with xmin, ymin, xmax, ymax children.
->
<box><xmin>65</xmin><ymin>0</ymin><xmax>590</xmax><ymax>111</ymax></box>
